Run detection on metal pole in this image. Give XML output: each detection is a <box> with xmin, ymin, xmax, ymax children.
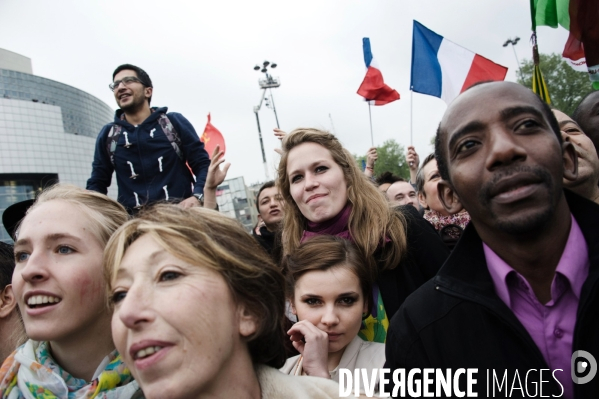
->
<box><xmin>511</xmin><ymin>44</ymin><xmax>523</xmax><ymax>77</ymax></box>
<box><xmin>253</xmin><ymin>88</ymin><xmax>269</xmax><ymax>181</ymax></box>
<box><xmin>269</xmin><ymin>88</ymin><xmax>280</xmax><ymax>129</ymax></box>
<box><xmin>368</xmin><ymin>102</ymin><xmax>374</xmax><ymax>147</ymax></box>
<box><xmin>329</xmin><ymin>113</ymin><xmax>337</xmax><ymax>135</ymax></box>
<box><xmin>253</xmin><ymin>108</ymin><xmax>269</xmax><ymax>180</ymax></box>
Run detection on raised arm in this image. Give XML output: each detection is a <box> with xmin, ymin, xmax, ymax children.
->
<box><xmin>203</xmin><ymin>145</ymin><xmax>230</xmax><ymax>210</ymax></box>
<box><xmin>406</xmin><ymin>146</ymin><xmax>420</xmax><ymax>186</ymax></box>
<box><xmin>364</xmin><ymin>147</ymin><xmax>377</xmax><ymax>178</ymax></box>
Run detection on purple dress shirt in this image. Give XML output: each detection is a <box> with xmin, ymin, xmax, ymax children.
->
<box><xmin>485</xmin><ymin>215</ymin><xmax>590</xmax><ymax>399</ymax></box>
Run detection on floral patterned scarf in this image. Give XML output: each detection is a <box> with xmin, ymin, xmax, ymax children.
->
<box><xmin>0</xmin><ymin>340</ymin><xmax>138</xmax><ymax>399</ymax></box>
<box><xmin>424</xmin><ymin>209</ymin><xmax>471</xmax><ymax>235</ymax></box>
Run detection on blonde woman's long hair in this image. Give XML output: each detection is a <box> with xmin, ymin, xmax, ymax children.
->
<box><xmin>276</xmin><ymin>128</ymin><xmax>407</xmax><ymax>273</ymax></box>
<box><xmin>21</xmin><ymin>184</ymin><xmax>128</xmax><ymax>246</ymax></box>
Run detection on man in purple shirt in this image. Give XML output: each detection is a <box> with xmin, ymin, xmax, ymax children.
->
<box><xmin>385</xmin><ymin>82</ymin><xmax>599</xmax><ymax>398</ymax></box>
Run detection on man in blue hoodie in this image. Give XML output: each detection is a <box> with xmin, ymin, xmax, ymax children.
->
<box><xmin>87</xmin><ymin>64</ymin><xmax>210</xmax><ymax>212</ymax></box>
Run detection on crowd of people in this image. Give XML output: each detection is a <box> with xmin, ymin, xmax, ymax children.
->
<box><xmin>0</xmin><ymin>64</ymin><xmax>597</xmax><ymax>399</ymax></box>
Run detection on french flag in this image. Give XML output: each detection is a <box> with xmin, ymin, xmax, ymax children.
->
<box><xmin>411</xmin><ymin>21</ymin><xmax>508</xmax><ymax>104</ymax></box>
<box><xmin>357</xmin><ymin>38</ymin><xmax>400</xmax><ymax>105</ymax></box>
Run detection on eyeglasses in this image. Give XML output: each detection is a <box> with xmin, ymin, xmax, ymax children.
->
<box><xmin>109</xmin><ymin>76</ymin><xmax>144</xmax><ymax>91</ymax></box>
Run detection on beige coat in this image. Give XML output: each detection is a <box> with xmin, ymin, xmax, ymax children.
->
<box><xmin>129</xmin><ymin>365</ymin><xmax>340</xmax><ymax>399</ymax></box>
<box><xmin>257</xmin><ymin>364</ymin><xmax>342</xmax><ymax>398</ymax></box>
<box><xmin>280</xmin><ymin>335</ymin><xmax>385</xmax><ymax>385</ymax></box>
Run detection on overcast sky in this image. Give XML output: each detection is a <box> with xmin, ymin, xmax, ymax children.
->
<box><xmin>0</xmin><ymin>0</ymin><xmax>570</xmax><ymax>185</ymax></box>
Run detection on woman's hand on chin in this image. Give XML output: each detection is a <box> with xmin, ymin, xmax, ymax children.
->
<box><xmin>287</xmin><ymin>320</ymin><xmax>330</xmax><ymax>379</ymax></box>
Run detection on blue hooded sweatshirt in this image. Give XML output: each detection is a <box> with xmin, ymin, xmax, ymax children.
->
<box><xmin>87</xmin><ymin>107</ymin><xmax>210</xmax><ymax>210</ymax></box>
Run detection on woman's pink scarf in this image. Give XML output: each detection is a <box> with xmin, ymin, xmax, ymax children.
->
<box><xmin>300</xmin><ymin>203</ymin><xmax>353</xmax><ymax>243</ymax></box>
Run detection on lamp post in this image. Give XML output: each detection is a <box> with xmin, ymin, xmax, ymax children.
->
<box><xmin>253</xmin><ymin>60</ymin><xmax>281</xmax><ymax>180</ymax></box>
<box><xmin>503</xmin><ymin>37</ymin><xmax>522</xmax><ymax>78</ymax></box>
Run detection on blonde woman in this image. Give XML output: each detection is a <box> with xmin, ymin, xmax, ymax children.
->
<box><xmin>0</xmin><ymin>184</ymin><xmax>137</xmax><ymax>398</ymax></box>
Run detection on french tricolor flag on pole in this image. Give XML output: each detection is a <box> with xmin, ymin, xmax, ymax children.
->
<box><xmin>411</xmin><ymin>21</ymin><xmax>508</xmax><ymax>104</ymax></box>
<box><xmin>357</xmin><ymin>38</ymin><xmax>400</xmax><ymax>105</ymax></box>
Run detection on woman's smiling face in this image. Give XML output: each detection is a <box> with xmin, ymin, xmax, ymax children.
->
<box><xmin>287</xmin><ymin>142</ymin><xmax>348</xmax><ymax>223</ymax></box>
<box><xmin>110</xmin><ymin>234</ymin><xmax>256</xmax><ymax>399</ymax></box>
<box><xmin>12</xmin><ymin>200</ymin><xmax>110</xmax><ymax>343</ymax></box>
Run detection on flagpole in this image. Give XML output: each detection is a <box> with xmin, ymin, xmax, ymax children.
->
<box><xmin>409</xmin><ymin>89</ymin><xmax>415</xmax><ymax>168</ymax></box>
<box><xmin>410</xmin><ymin>89</ymin><xmax>413</xmax><ymax>146</ymax></box>
<box><xmin>368</xmin><ymin>102</ymin><xmax>374</xmax><ymax>147</ymax></box>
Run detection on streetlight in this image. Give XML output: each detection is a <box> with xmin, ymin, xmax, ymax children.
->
<box><xmin>503</xmin><ymin>37</ymin><xmax>522</xmax><ymax>77</ymax></box>
<box><xmin>252</xmin><ymin>60</ymin><xmax>281</xmax><ymax>180</ymax></box>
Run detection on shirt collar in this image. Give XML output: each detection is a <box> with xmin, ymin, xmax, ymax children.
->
<box><xmin>555</xmin><ymin>215</ymin><xmax>590</xmax><ymax>299</ymax></box>
<box><xmin>484</xmin><ymin>214</ymin><xmax>590</xmax><ymax>305</ymax></box>
<box><xmin>484</xmin><ymin>242</ymin><xmax>514</xmax><ymax>307</ymax></box>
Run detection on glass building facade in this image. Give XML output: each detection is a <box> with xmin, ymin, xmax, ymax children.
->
<box><xmin>0</xmin><ymin>50</ymin><xmax>116</xmax><ymax>243</ymax></box>
<box><xmin>0</xmin><ymin>68</ymin><xmax>113</xmax><ymax>138</ymax></box>
<box><xmin>215</xmin><ymin>176</ymin><xmax>259</xmax><ymax>234</ymax></box>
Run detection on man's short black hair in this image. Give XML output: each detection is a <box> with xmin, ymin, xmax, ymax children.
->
<box><xmin>572</xmin><ymin>90</ymin><xmax>599</xmax><ymax>124</ymax></box>
<box><xmin>434</xmin><ymin>83</ymin><xmax>563</xmax><ymax>183</ymax></box>
<box><xmin>375</xmin><ymin>171</ymin><xmax>404</xmax><ymax>187</ymax></box>
<box><xmin>0</xmin><ymin>242</ymin><xmax>15</xmax><ymax>291</ymax></box>
<box><xmin>256</xmin><ymin>181</ymin><xmax>276</xmax><ymax>212</ymax></box>
<box><xmin>112</xmin><ymin>64</ymin><xmax>153</xmax><ymax>105</ymax></box>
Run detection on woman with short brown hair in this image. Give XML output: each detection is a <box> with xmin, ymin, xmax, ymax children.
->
<box><xmin>105</xmin><ymin>204</ymin><xmax>340</xmax><ymax>399</ymax></box>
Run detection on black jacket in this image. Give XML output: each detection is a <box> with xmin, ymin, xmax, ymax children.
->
<box><xmin>385</xmin><ymin>191</ymin><xmax>599</xmax><ymax>398</ymax></box>
<box><xmin>252</xmin><ymin>226</ymin><xmax>283</xmax><ymax>265</ymax></box>
<box><xmin>378</xmin><ymin>205</ymin><xmax>450</xmax><ymax>320</ymax></box>
<box><xmin>253</xmin><ymin>226</ymin><xmax>276</xmax><ymax>255</ymax></box>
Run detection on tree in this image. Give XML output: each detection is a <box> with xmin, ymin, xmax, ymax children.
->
<box><xmin>517</xmin><ymin>53</ymin><xmax>593</xmax><ymax>115</ymax></box>
<box><xmin>355</xmin><ymin>139</ymin><xmax>410</xmax><ymax>179</ymax></box>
